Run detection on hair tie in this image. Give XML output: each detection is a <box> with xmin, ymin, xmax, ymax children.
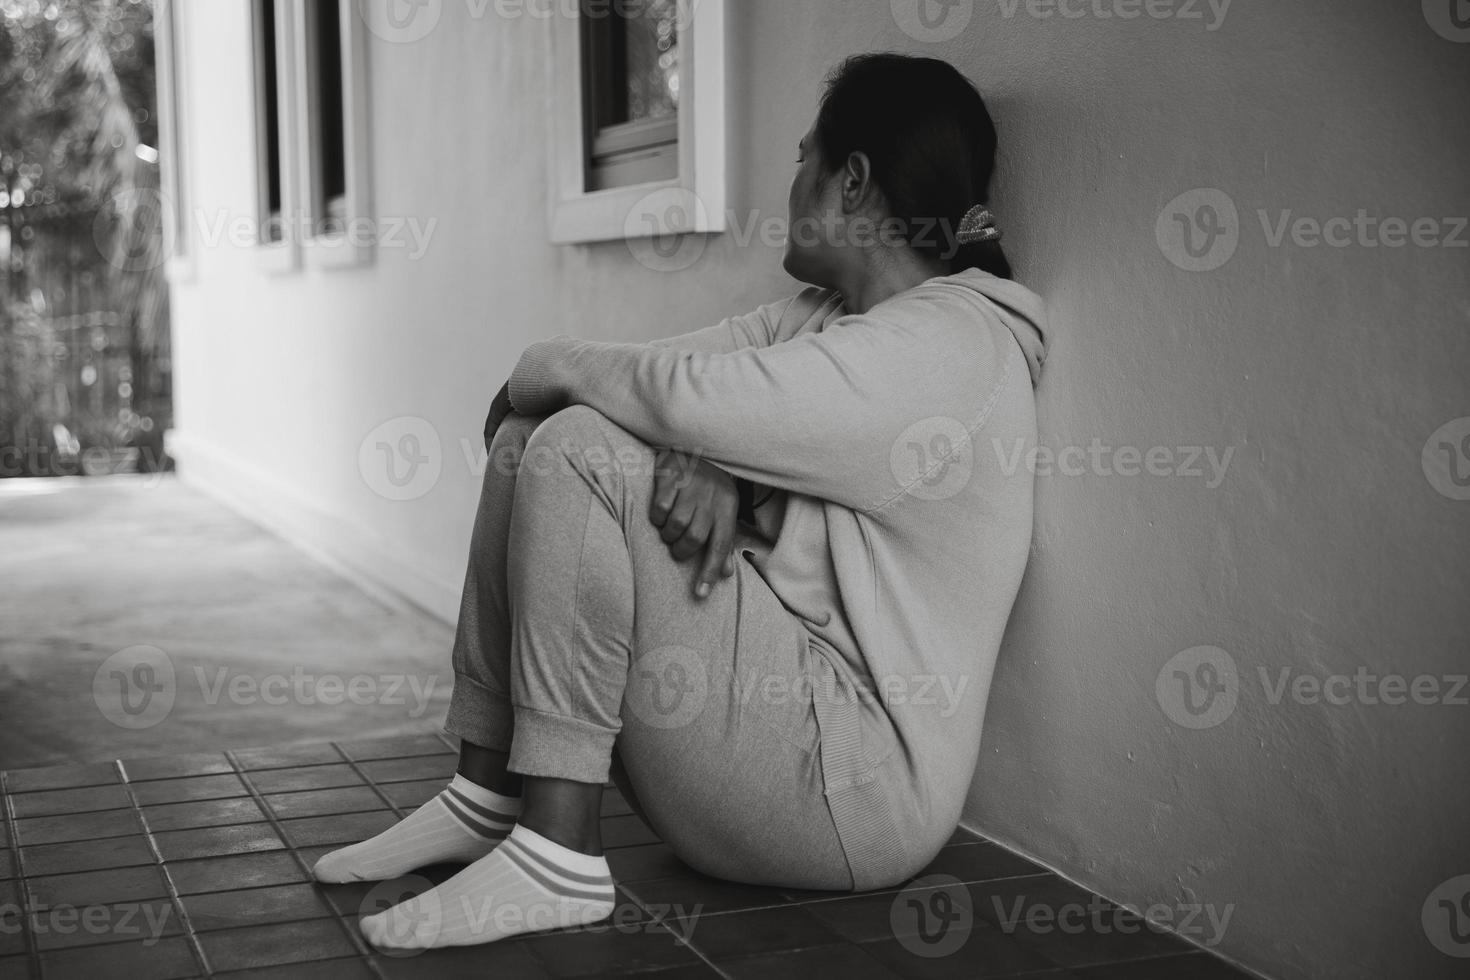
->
<box><xmin>955</xmin><ymin>205</ymin><xmax>1002</xmax><ymax>245</ymax></box>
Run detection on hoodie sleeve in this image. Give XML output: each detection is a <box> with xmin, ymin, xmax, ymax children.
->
<box><xmin>640</xmin><ymin>295</ymin><xmax>797</xmax><ymax>354</ymax></box>
<box><xmin>507</xmin><ymin>295</ymin><xmax>1013</xmax><ymax>512</ymax></box>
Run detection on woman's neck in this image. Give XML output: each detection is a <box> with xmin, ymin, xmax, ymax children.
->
<box><xmin>836</xmin><ymin>249</ymin><xmax>951</xmax><ymax>315</ymax></box>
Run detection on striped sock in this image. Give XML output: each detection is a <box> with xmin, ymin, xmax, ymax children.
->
<box><xmin>311</xmin><ymin>774</ymin><xmax>520</xmax><ymax>883</ymax></box>
<box><xmin>359</xmin><ymin>823</ymin><xmax>616</xmax><ymax>949</ymax></box>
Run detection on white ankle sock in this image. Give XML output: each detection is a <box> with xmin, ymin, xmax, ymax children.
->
<box><xmin>359</xmin><ymin>823</ymin><xmax>616</xmax><ymax>949</ymax></box>
<box><xmin>312</xmin><ymin>774</ymin><xmax>520</xmax><ymax>883</ymax></box>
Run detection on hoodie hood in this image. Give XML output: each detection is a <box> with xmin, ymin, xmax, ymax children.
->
<box><xmin>927</xmin><ymin>268</ymin><xmax>1050</xmax><ymax>388</ymax></box>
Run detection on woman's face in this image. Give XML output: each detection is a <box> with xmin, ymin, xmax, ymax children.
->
<box><xmin>782</xmin><ymin>119</ymin><xmax>842</xmax><ymax>287</ymax></box>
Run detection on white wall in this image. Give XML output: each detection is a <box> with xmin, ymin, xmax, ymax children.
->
<box><xmin>169</xmin><ymin>3</ymin><xmax>1470</xmax><ymax>978</ymax></box>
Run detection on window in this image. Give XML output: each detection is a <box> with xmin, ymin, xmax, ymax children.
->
<box><xmin>548</xmin><ymin>0</ymin><xmax>726</xmax><ymax>244</ymax></box>
<box><xmin>296</xmin><ymin>0</ymin><xmax>372</xmax><ymax>267</ymax></box>
<box><xmin>251</xmin><ymin>0</ymin><xmax>299</xmax><ymax>272</ymax></box>
<box><xmin>155</xmin><ymin>0</ymin><xmax>192</xmax><ymax>280</ymax></box>
<box><xmin>249</xmin><ymin>0</ymin><xmax>370</xmax><ymax>271</ymax></box>
<box><xmin>581</xmin><ymin>0</ymin><xmax>680</xmax><ymax>191</ymax></box>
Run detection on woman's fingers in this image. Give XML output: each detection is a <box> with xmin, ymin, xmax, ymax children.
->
<box><xmin>645</xmin><ymin>450</ymin><xmax>741</xmax><ymax>596</ymax></box>
<box><xmin>649</xmin><ymin>450</ymin><xmax>682</xmax><ymax>527</ymax></box>
<box><xmin>660</xmin><ymin>494</ymin><xmax>700</xmax><ymax>549</ymax></box>
<box><xmin>695</xmin><ymin>517</ymin><xmax>737</xmax><ymax>598</ymax></box>
<box><xmin>669</xmin><ymin>504</ymin><xmax>712</xmax><ymax>561</ymax></box>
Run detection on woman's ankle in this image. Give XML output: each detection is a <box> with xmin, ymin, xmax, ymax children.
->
<box><xmin>457</xmin><ymin>742</ymin><xmax>524</xmax><ymax>797</ymax></box>
<box><xmin>519</xmin><ymin>776</ymin><xmax>605</xmax><ymax>855</ymax></box>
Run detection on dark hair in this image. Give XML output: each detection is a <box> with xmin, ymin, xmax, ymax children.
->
<box><xmin>814</xmin><ymin>52</ymin><xmax>1012</xmax><ymax>280</ymax></box>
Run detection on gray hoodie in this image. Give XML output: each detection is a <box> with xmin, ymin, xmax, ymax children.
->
<box><xmin>509</xmin><ymin>267</ymin><xmax>1050</xmax><ymax>887</ymax></box>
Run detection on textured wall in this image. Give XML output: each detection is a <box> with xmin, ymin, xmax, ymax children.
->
<box><xmin>170</xmin><ymin>3</ymin><xmax>1469</xmax><ymax>978</ymax></box>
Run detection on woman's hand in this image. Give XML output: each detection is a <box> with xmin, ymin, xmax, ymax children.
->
<box><xmin>649</xmin><ymin>448</ymin><xmax>739</xmax><ymax>599</ymax></box>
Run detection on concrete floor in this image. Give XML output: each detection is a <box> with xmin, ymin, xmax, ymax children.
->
<box><xmin>0</xmin><ymin>475</ymin><xmax>454</xmax><ymax>771</ymax></box>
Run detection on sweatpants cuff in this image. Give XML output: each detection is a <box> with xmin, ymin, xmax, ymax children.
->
<box><xmin>444</xmin><ymin>673</ymin><xmax>515</xmax><ymax>752</ymax></box>
<box><xmin>507</xmin><ymin>705</ymin><xmax>617</xmax><ymax>784</ymax></box>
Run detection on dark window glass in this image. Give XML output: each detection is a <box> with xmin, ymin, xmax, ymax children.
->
<box><xmin>581</xmin><ymin>0</ymin><xmax>680</xmax><ymax>191</ymax></box>
<box><xmin>317</xmin><ymin>0</ymin><xmax>346</xmax><ymax>219</ymax></box>
<box><xmin>259</xmin><ymin>0</ymin><xmax>282</xmax><ymax>239</ymax></box>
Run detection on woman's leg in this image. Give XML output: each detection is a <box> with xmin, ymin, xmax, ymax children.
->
<box><xmin>503</xmin><ymin>406</ymin><xmax>850</xmax><ymax>887</ymax></box>
<box><xmin>360</xmin><ymin>406</ymin><xmax>852</xmax><ymax>949</ymax></box>
<box><xmin>442</xmin><ymin>411</ymin><xmax>552</xmax><ymax>794</ymax></box>
<box><xmin>313</xmin><ymin>413</ymin><xmax>547</xmax><ymax>883</ymax></box>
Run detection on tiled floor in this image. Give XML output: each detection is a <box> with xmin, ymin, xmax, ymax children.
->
<box><xmin>0</xmin><ymin>734</ymin><xmax>1256</xmax><ymax>979</ymax></box>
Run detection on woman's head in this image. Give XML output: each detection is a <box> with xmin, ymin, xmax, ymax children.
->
<box><xmin>783</xmin><ymin>52</ymin><xmax>1012</xmax><ymax>289</ymax></box>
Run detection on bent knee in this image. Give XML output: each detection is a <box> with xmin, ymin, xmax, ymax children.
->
<box><xmin>490</xmin><ymin>411</ymin><xmax>545</xmax><ymax>447</ymax></box>
<box><xmin>535</xmin><ymin>405</ymin><xmax>608</xmax><ymax>437</ymax></box>
<box><xmin>484</xmin><ymin>412</ymin><xmax>549</xmax><ymax>474</ymax></box>
<box><xmin>528</xmin><ymin>405</ymin><xmax>615</xmax><ymax>445</ymax></box>
<box><xmin>521</xmin><ymin>406</ymin><xmax>655</xmax><ymax>474</ymax></box>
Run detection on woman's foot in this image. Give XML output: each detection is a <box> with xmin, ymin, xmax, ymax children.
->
<box><xmin>312</xmin><ymin>774</ymin><xmax>520</xmax><ymax>883</ymax></box>
<box><xmin>359</xmin><ymin>823</ymin><xmax>615</xmax><ymax>949</ymax></box>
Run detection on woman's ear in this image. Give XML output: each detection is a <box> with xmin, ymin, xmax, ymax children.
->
<box><xmin>840</xmin><ymin>151</ymin><xmax>875</xmax><ymax>214</ymax></box>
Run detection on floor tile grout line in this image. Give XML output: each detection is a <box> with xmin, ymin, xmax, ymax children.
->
<box><xmin>15</xmin><ymin>805</ymin><xmax>418</xmax><ymax>852</ymax></box>
<box><xmin>0</xmin><ymin>772</ymin><xmax>45</xmax><ymax>979</ymax></box>
<box><xmin>781</xmin><ymin>869</ymin><xmax>1056</xmax><ymax>907</ymax></box>
<box><xmin>113</xmin><ymin>758</ymin><xmax>214</xmax><ymax>980</ymax></box>
<box><xmin>699</xmin><ymin>937</ymin><xmax>884</xmax><ymax>973</ymax></box>
<box><xmin>4</xmin><ymin>752</ymin><xmax>456</xmax><ymax>822</ymax></box>
<box><xmin>324</xmin><ymin>743</ymin><xmax>412</xmax><ymax>820</ymax></box>
<box><xmin>8</xmin><ymin>802</ymin><xmax>139</xmax><ymax>822</ymax></box>
<box><xmin>224</xmin><ymin>746</ymin><xmax>391</xmax><ymax>980</ymax></box>
<box><xmin>617</xmin><ymin>868</ymin><xmax>1057</xmax><ymax>916</ymax></box>
<box><xmin>671</xmin><ymin>919</ymin><xmax>740</xmax><ymax>980</ymax></box>
<box><xmin>1021</xmin><ymin>949</ymin><xmax>1212</xmax><ymax>974</ymax></box>
<box><xmin>607</xmin><ymin>867</ymin><xmax>737</xmax><ymax>980</ymax></box>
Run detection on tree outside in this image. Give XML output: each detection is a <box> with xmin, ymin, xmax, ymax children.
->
<box><xmin>1</xmin><ymin>0</ymin><xmax>170</xmax><ymax>478</ymax></box>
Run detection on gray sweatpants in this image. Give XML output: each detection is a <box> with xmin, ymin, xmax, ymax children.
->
<box><xmin>444</xmin><ymin>406</ymin><xmax>855</xmax><ymax>891</ymax></box>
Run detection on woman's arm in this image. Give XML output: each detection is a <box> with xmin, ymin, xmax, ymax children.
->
<box><xmin>483</xmin><ymin>294</ymin><xmax>805</xmax><ymax>449</ymax></box>
<box><xmin>505</xmin><ymin>307</ymin><xmax>1006</xmax><ymax>513</ymax></box>
<box><xmin>614</xmin><ymin>292</ymin><xmax>820</xmax><ymax>510</ymax></box>
<box><xmin>640</xmin><ymin>294</ymin><xmax>798</xmax><ymax>354</ymax></box>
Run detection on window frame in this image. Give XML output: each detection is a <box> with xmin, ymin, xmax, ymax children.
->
<box><xmin>293</xmin><ymin>0</ymin><xmax>374</xmax><ymax>269</ymax></box>
<box><xmin>546</xmin><ymin>0</ymin><xmax>727</xmax><ymax>245</ymax></box>
<box><xmin>250</xmin><ymin>0</ymin><xmax>301</xmax><ymax>274</ymax></box>
<box><xmin>155</xmin><ymin>0</ymin><xmax>193</xmax><ymax>283</ymax></box>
